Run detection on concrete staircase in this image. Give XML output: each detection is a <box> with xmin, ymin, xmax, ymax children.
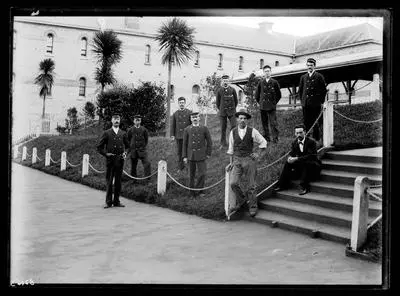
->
<box><xmin>245</xmin><ymin>147</ymin><xmax>382</xmax><ymax>244</ymax></box>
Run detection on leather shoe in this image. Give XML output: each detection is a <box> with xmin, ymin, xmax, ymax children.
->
<box><xmin>299</xmin><ymin>188</ymin><xmax>310</xmax><ymax>195</ymax></box>
<box><xmin>274</xmin><ymin>187</ymin><xmax>283</xmax><ymax>192</ymax></box>
<box><xmin>113</xmin><ymin>203</ymin><xmax>125</xmax><ymax>207</ymax></box>
<box><xmin>104</xmin><ymin>204</ymin><xmax>112</xmax><ymax>209</ymax></box>
<box><xmin>249</xmin><ymin>207</ymin><xmax>258</xmax><ymax>217</ymax></box>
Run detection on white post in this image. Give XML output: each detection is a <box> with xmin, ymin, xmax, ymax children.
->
<box><xmin>82</xmin><ymin>154</ymin><xmax>89</xmax><ymax>177</ymax></box>
<box><xmin>32</xmin><ymin>147</ymin><xmax>37</xmax><ymax>164</ymax></box>
<box><xmin>45</xmin><ymin>149</ymin><xmax>51</xmax><ymax>166</ymax></box>
<box><xmin>157</xmin><ymin>160</ymin><xmax>167</xmax><ymax>195</ymax></box>
<box><xmin>22</xmin><ymin>146</ymin><xmax>27</xmax><ymax>161</ymax></box>
<box><xmin>60</xmin><ymin>151</ymin><xmax>66</xmax><ymax>171</ymax></box>
<box><xmin>36</xmin><ymin>126</ymin><xmax>40</xmax><ymax>137</ymax></box>
<box><xmin>323</xmin><ymin>100</ymin><xmax>334</xmax><ymax>147</ymax></box>
<box><xmin>225</xmin><ymin>165</ymin><xmax>237</xmax><ymax>220</ymax></box>
<box><xmin>13</xmin><ymin>145</ymin><xmax>19</xmax><ymax>159</ymax></box>
<box><xmin>350</xmin><ymin>176</ymin><xmax>370</xmax><ymax>251</ymax></box>
<box><xmin>371</xmin><ymin>73</ymin><xmax>380</xmax><ymax>100</ymax></box>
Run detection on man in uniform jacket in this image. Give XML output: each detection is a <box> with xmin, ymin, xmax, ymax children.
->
<box><xmin>170</xmin><ymin>96</ymin><xmax>192</xmax><ymax>171</ymax></box>
<box><xmin>274</xmin><ymin>124</ymin><xmax>322</xmax><ymax>195</ymax></box>
<box><xmin>298</xmin><ymin>57</ymin><xmax>327</xmax><ymax>142</ymax></box>
<box><xmin>216</xmin><ymin>74</ymin><xmax>238</xmax><ymax>148</ymax></box>
<box><xmin>254</xmin><ymin>65</ymin><xmax>282</xmax><ymax>143</ymax></box>
<box><xmin>182</xmin><ymin>111</ymin><xmax>213</xmax><ymax>197</ymax></box>
<box><xmin>96</xmin><ymin>114</ymin><xmax>130</xmax><ymax>208</ymax></box>
<box><xmin>226</xmin><ymin>108</ymin><xmax>267</xmax><ymax>217</ymax></box>
<box><xmin>127</xmin><ymin>114</ymin><xmax>151</xmax><ymax>180</ymax></box>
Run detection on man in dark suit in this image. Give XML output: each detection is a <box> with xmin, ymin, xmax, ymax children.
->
<box><xmin>274</xmin><ymin>124</ymin><xmax>321</xmax><ymax>195</ymax></box>
<box><xmin>127</xmin><ymin>114</ymin><xmax>151</xmax><ymax>181</ymax></box>
<box><xmin>182</xmin><ymin>111</ymin><xmax>213</xmax><ymax>197</ymax></box>
<box><xmin>170</xmin><ymin>97</ymin><xmax>192</xmax><ymax>171</ymax></box>
<box><xmin>216</xmin><ymin>74</ymin><xmax>238</xmax><ymax>149</ymax></box>
<box><xmin>96</xmin><ymin>114</ymin><xmax>130</xmax><ymax>208</ymax></box>
<box><xmin>298</xmin><ymin>58</ymin><xmax>327</xmax><ymax>142</ymax></box>
<box><xmin>254</xmin><ymin>65</ymin><xmax>282</xmax><ymax>143</ymax></box>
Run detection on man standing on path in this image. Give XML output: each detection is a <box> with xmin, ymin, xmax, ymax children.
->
<box><xmin>96</xmin><ymin>114</ymin><xmax>130</xmax><ymax>208</ymax></box>
<box><xmin>274</xmin><ymin>124</ymin><xmax>321</xmax><ymax>195</ymax></box>
<box><xmin>254</xmin><ymin>65</ymin><xmax>282</xmax><ymax>143</ymax></box>
<box><xmin>227</xmin><ymin>108</ymin><xmax>267</xmax><ymax>217</ymax></box>
<box><xmin>182</xmin><ymin>111</ymin><xmax>213</xmax><ymax>198</ymax></box>
<box><xmin>298</xmin><ymin>58</ymin><xmax>327</xmax><ymax>143</ymax></box>
<box><xmin>170</xmin><ymin>97</ymin><xmax>192</xmax><ymax>172</ymax></box>
<box><xmin>127</xmin><ymin>114</ymin><xmax>151</xmax><ymax>182</ymax></box>
<box><xmin>216</xmin><ymin>74</ymin><xmax>238</xmax><ymax>149</ymax></box>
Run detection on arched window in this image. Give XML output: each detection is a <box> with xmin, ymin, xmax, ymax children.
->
<box><xmin>239</xmin><ymin>56</ymin><xmax>244</xmax><ymax>71</ymax></box>
<box><xmin>46</xmin><ymin>33</ymin><xmax>54</xmax><ymax>54</ymax></box>
<box><xmin>170</xmin><ymin>84</ymin><xmax>174</xmax><ymax>100</ymax></box>
<box><xmin>275</xmin><ymin>60</ymin><xmax>280</xmax><ymax>67</ymax></box>
<box><xmin>145</xmin><ymin>44</ymin><xmax>151</xmax><ymax>64</ymax></box>
<box><xmin>80</xmin><ymin>37</ymin><xmax>87</xmax><ymax>56</ymax></box>
<box><xmin>79</xmin><ymin>77</ymin><xmax>86</xmax><ymax>97</ymax></box>
<box><xmin>192</xmin><ymin>84</ymin><xmax>200</xmax><ymax>96</ymax></box>
<box><xmin>194</xmin><ymin>50</ymin><xmax>200</xmax><ymax>66</ymax></box>
<box><xmin>260</xmin><ymin>59</ymin><xmax>264</xmax><ymax>69</ymax></box>
<box><xmin>218</xmin><ymin>53</ymin><xmax>223</xmax><ymax>68</ymax></box>
<box><xmin>238</xmin><ymin>90</ymin><xmax>244</xmax><ymax>104</ymax></box>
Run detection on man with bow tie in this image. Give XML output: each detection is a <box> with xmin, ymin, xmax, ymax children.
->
<box><xmin>274</xmin><ymin>124</ymin><xmax>321</xmax><ymax>195</ymax></box>
<box><xmin>298</xmin><ymin>58</ymin><xmax>327</xmax><ymax>142</ymax></box>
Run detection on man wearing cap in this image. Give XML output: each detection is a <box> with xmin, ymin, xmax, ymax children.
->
<box><xmin>182</xmin><ymin>111</ymin><xmax>213</xmax><ymax>197</ymax></box>
<box><xmin>227</xmin><ymin>108</ymin><xmax>267</xmax><ymax>217</ymax></box>
<box><xmin>127</xmin><ymin>114</ymin><xmax>151</xmax><ymax>181</ymax></box>
<box><xmin>96</xmin><ymin>114</ymin><xmax>130</xmax><ymax>208</ymax></box>
<box><xmin>255</xmin><ymin>65</ymin><xmax>282</xmax><ymax>143</ymax></box>
<box><xmin>216</xmin><ymin>74</ymin><xmax>238</xmax><ymax>149</ymax></box>
<box><xmin>298</xmin><ymin>58</ymin><xmax>327</xmax><ymax>142</ymax></box>
<box><xmin>171</xmin><ymin>97</ymin><xmax>192</xmax><ymax>171</ymax></box>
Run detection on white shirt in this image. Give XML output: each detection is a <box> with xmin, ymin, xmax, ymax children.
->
<box><xmin>227</xmin><ymin>126</ymin><xmax>267</xmax><ymax>155</ymax></box>
<box><xmin>265</xmin><ymin>78</ymin><xmax>270</xmax><ymax>83</ymax></box>
<box><xmin>112</xmin><ymin>126</ymin><xmax>119</xmax><ymax>134</ymax></box>
<box><xmin>192</xmin><ymin>123</ymin><xmax>200</xmax><ymax>127</ymax></box>
<box><xmin>308</xmin><ymin>70</ymin><xmax>315</xmax><ymax>77</ymax></box>
<box><xmin>298</xmin><ymin>138</ymin><xmax>305</xmax><ymax>152</ymax></box>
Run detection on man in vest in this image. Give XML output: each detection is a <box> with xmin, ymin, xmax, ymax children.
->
<box><xmin>182</xmin><ymin>111</ymin><xmax>213</xmax><ymax>197</ymax></box>
<box><xmin>227</xmin><ymin>108</ymin><xmax>267</xmax><ymax>217</ymax></box>
<box><xmin>298</xmin><ymin>57</ymin><xmax>327</xmax><ymax>142</ymax></box>
<box><xmin>171</xmin><ymin>97</ymin><xmax>192</xmax><ymax>172</ymax></box>
<box><xmin>274</xmin><ymin>124</ymin><xmax>321</xmax><ymax>195</ymax></box>
<box><xmin>216</xmin><ymin>74</ymin><xmax>238</xmax><ymax>149</ymax></box>
<box><xmin>127</xmin><ymin>114</ymin><xmax>151</xmax><ymax>182</ymax></box>
<box><xmin>96</xmin><ymin>114</ymin><xmax>130</xmax><ymax>208</ymax></box>
<box><xmin>255</xmin><ymin>65</ymin><xmax>282</xmax><ymax>143</ymax></box>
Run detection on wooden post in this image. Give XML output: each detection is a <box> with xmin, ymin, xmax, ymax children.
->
<box><xmin>157</xmin><ymin>160</ymin><xmax>167</xmax><ymax>195</ymax></box>
<box><xmin>350</xmin><ymin>176</ymin><xmax>370</xmax><ymax>251</ymax></box>
<box><xmin>45</xmin><ymin>149</ymin><xmax>50</xmax><ymax>166</ymax></box>
<box><xmin>22</xmin><ymin>146</ymin><xmax>27</xmax><ymax>161</ymax></box>
<box><xmin>82</xmin><ymin>154</ymin><xmax>89</xmax><ymax>177</ymax></box>
<box><xmin>60</xmin><ymin>151</ymin><xmax>66</xmax><ymax>171</ymax></box>
<box><xmin>323</xmin><ymin>100</ymin><xmax>334</xmax><ymax>147</ymax></box>
<box><xmin>225</xmin><ymin>165</ymin><xmax>238</xmax><ymax>220</ymax></box>
<box><xmin>371</xmin><ymin>73</ymin><xmax>380</xmax><ymax>100</ymax></box>
<box><xmin>32</xmin><ymin>147</ymin><xmax>37</xmax><ymax>164</ymax></box>
<box><xmin>13</xmin><ymin>145</ymin><xmax>19</xmax><ymax>159</ymax></box>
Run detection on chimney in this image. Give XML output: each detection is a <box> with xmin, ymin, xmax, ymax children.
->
<box><xmin>258</xmin><ymin>21</ymin><xmax>274</xmax><ymax>33</ymax></box>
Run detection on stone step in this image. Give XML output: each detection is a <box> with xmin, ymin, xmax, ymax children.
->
<box><xmin>320</xmin><ymin>169</ymin><xmax>382</xmax><ymax>186</ymax></box>
<box><xmin>324</xmin><ymin>151</ymin><xmax>382</xmax><ymax>164</ymax></box>
<box><xmin>274</xmin><ymin>188</ymin><xmax>382</xmax><ymax>216</ymax></box>
<box><xmin>243</xmin><ymin>209</ymin><xmax>351</xmax><ymax>244</ymax></box>
<box><xmin>321</xmin><ymin>159</ymin><xmax>382</xmax><ymax>175</ymax></box>
<box><xmin>259</xmin><ymin>198</ymin><xmax>379</xmax><ymax>228</ymax></box>
<box><xmin>292</xmin><ymin>180</ymin><xmax>354</xmax><ymax>198</ymax></box>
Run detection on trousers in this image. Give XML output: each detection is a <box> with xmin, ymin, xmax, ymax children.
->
<box><xmin>303</xmin><ymin>104</ymin><xmax>323</xmax><ymax>141</ymax></box>
<box><xmin>175</xmin><ymin>138</ymin><xmax>185</xmax><ymax>170</ymax></box>
<box><xmin>277</xmin><ymin>159</ymin><xmax>321</xmax><ymax>189</ymax></box>
<box><xmin>130</xmin><ymin>151</ymin><xmax>151</xmax><ymax>178</ymax></box>
<box><xmin>105</xmin><ymin>156</ymin><xmax>124</xmax><ymax>206</ymax></box>
<box><xmin>260</xmin><ymin>109</ymin><xmax>278</xmax><ymax>141</ymax></box>
<box><xmin>188</xmin><ymin>160</ymin><xmax>207</xmax><ymax>195</ymax></box>
<box><xmin>219</xmin><ymin>115</ymin><xmax>237</xmax><ymax>146</ymax></box>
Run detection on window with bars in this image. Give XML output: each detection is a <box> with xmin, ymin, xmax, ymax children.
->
<box><xmin>145</xmin><ymin>44</ymin><xmax>151</xmax><ymax>64</ymax></box>
<box><xmin>260</xmin><ymin>59</ymin><xmax>264</xmax><ymax>69</ymax></box>
<box><xmin>194</xmin><ymin>50</ymin><xmax>200</xmax><ymax>66</ymax></box>
<box><xmin>80</xmin><ymin>37</ymin><xmax>87</xmax><ymax>56</ymax></box>
<box><xmin>46</xmin><ymin>33</ymin><xmax>54</xmax><ymax>54</ymax></box>
<box><xmin>218</xmin><ymin>53</ymin><xmax>223</xmax><ymax>68</ymax></box>
<box><xmin>79</xmin><ymin>78</ymin><xmax>86</xmax><ymax>97</ymax></box>
<box><xmin>239</xmin><ymin>56</ymin><xmax>244</xmax><ymax>71</ymax></box>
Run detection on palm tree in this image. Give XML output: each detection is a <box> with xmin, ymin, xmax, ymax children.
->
<box><xmin>91</xmin><ymin>29</ymin><xmax>123</xmax><ymax>92</ymax></box>
<box><xmin>34</xmin><ymin>58</ymin><xmax>55</xmax><ymax>119</ymax></box>
<box><xmin>155</xmin><ymin>17</ymin><xmax>196</xmax><ymax>137</ymax></box>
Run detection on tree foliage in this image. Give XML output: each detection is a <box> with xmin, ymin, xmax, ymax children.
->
<box><xmin>34</xmin><ymin>58</ymin><xmax>55</xmax><ymax>118</ymax></box>
<box><xmin>82</xmin><ymin>101</ymin><xmax>96</xmax><ymax>120</ymax></box>
<box><xmin>243</xmin><ymin>72</ymin><xmax>262</xmax><ymax>126</ymax></box>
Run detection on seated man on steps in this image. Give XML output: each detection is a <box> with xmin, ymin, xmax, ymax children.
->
<box><xmin>274</xmin><ymin>124</ymin><xmax>321</xmax><ymax>195</ymax></box>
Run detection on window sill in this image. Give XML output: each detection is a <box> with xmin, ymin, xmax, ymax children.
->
<box><xmin>217</xmin><ymin>67</ymin><xmax>223</xmax><ymax>71</ymax></box>
<box><xmin>194</xmin><ymin>64</ymin><xmax>200</xmax><ymax>68</ymax></box>
<box><xmin>80</xmin><ymin>56</ymin><xmax>88</xmax><ymax>60</ymax></box>
<box><xmin>45</xmin><ymin>53</ymin><xmax>54</xmax><ymax>58</ymax></box>
<box><xmin>78</xmin><ymin>96</ymin><xmax>86</xmax><ymax>100</ymax></box>
<box><xmin>144</xmin><ymin>62</ymin><xmax>151</xmax><ymax>66</ymax></box>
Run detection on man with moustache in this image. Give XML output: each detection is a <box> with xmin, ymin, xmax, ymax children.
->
<box><xmin>182</xmin><ymin>111</ymin><xmax>212</xmax><ymax>198</ymax></box>
<box><xmin>96</xmin><ymin>114</ymin><xmax>130</xmax><ymax>208</ymax></box>
<box><xmin>227</xmin><ymin>108</ymin><xmax>267</xmax><ymax>217</ymax></box>
<box><xmin>255</xmin><ymin>64</ymin><xmax>282</xmax><ymax>143</ymax></box>
<box><xmin>298</xmin><ymin>58</ymin><xmax>327</xmax><ymax>142</ymax></box>
<box><xmin>216</xmin><ymin>74</ymin><xmax>238</xmax><ymax>149</ymax></box>
<box><xmin>274</xmin><ymin>124</ymin><xmax>321</xmax><ymax>195</ymax></box>
<box><xmin>171</xmin><ymin>97</ymin><xmax>192</xmax><ymax>172</ymax></box>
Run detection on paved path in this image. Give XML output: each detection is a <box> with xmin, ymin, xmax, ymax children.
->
<box><xmin>10</xmin><ymin>163</ymin><xmax>381</xmax><ymax>284</ymax></box>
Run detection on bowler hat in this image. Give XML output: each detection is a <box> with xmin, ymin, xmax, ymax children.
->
<box><xmin>307</xmin><ymin>58</ymin><xmax>316</xmax><ymax>65</ymax></box>
<box><xmin>133</xmin><ymin>114</ymin><xmax>142</xmax><ymax>119</ymax></box>
<box><xmin>235</xmin><ymin>108</ymin><xmax>251</xmax><ymax>119</ymax></box>
<box><xmin>190</xmin><ymin>111</ymin><xmax>199</xmax><ymax>116</ymax></box>
<box><xmin>221</xmin><ymin>74</ymin><xmax>229</xmax><ymax>79</ymax></box>
<box><xmin>111</xmin><ymin>114</ymin><xmax>121</xmax><ymax>118</ymax></box>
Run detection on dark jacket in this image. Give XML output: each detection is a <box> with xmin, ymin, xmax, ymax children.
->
<box><xmin>171</xmin><ymin>108</ymin><xmax>192</xmax><ymax>139</ymax></box>
<box><xmin>182</xmin><ymin>125</ymin><xmax>212</xmax><ymax>161</ymax></box>
<box><xmin>298</xmin><ymin>71</ymin><xmax>327</xmax><ymax>107</ymax></box>
<box><xmin>289</xmin><ymin>136</ymin><xmax>321</xmax><ymax>165</ymax></box>
<box><xmin>216</xmin><ymin>86</ymin><xmax>238</xmax><ymax>117</ymax></box>
<box><xmin>96</xmin><ymin>128</ymin><xmax>130</xmax><ymax>163</ymax></box>
<box><xmin>255</xmin><ymin>78</ymin><xmax>282</xmax><ymax>111</ymax></box>
<box><xmin>127</xmin><ymin>125</ymin><xmax>149</xmax><ymax>158</ymax></box>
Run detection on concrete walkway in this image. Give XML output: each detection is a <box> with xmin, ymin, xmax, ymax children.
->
<box><xmin>10</xmin><ymin>163</ymin><xmax>381</xmax><ymax>285</ymax></box>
